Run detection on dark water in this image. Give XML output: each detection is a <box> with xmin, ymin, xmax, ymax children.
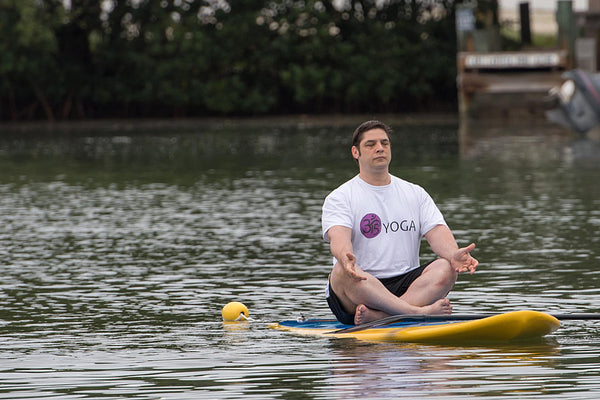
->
<box><xmin>0</xmin><ymin>119</ymin><xmax>599</xmax><ymax>399</ymax></box>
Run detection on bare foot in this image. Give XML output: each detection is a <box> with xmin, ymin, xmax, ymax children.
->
<box><xmin>354</xmin><ymin>304</ymin><xmax>387</xmax><ymax>325</ymax></box>
<box><xmin>423</xmin><ymin>298</ymin><xmax>452</xmax><ymax>315</ymax></box>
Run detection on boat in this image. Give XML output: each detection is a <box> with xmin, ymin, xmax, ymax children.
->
<box><xmin>546</xmin><ymin>69</ymin><xmax>600</xmax><ymax>135</ymax></box>
<box><xmin>271</xmin><ymin>310</ymin><xmax>560</xmax><ymax>344</ymax></box>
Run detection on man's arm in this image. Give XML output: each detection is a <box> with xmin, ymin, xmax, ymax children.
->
<box><xmin>424</xmin><ymin>224</ymin><xmax>478</xmax><ymax>274</ymax></box>
<box><xmin>326</xmin><ymin>225</ymin><xmax>367</xmax><ymax>281</ymax></box>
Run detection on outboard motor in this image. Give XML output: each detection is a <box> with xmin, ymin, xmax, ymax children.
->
<box><xmin>546</xmin><ymin>69</ymin><xmax>600</xmax><ymax>135</ymax></box>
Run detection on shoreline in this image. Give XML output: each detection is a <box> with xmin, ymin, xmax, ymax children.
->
<box><xmin>0</xmin><ymin>113</ymin><xmax>459</xmax><ymax>134</ymax></box>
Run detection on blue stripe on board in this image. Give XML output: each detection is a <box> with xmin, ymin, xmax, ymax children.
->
<box><xmin>278</xmin><ymin>319</ymin><xmax>458</xmax><ymax>330</ymax></box>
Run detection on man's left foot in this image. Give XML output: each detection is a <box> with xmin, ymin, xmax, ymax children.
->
<box><xmin>354</xmin><ymin>304</ymin><xmax>387</xmax><ymax>325</ymax></box>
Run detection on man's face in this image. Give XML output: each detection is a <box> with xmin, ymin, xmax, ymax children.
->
<box><xmin>352</xmin><ymin>128</ymin><xmax>391</xmax><ymax>170</ymax></box>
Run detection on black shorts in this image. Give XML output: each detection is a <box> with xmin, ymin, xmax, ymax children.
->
<box><xmin>326</xmin><ymin>261</ymin><xmax>433</xmax><ymax>325</ymax></box>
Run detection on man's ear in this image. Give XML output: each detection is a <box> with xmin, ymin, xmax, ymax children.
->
<box><xmin>351</xmin><ymin>145</ymin><xmax>360</xmax><ymax>160</ymax></box>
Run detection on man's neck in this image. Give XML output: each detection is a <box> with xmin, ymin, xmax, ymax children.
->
<box><xmin>359</xmin><ymin>170</ymin><xmax>391</xmax><ymax>186</ymax></box>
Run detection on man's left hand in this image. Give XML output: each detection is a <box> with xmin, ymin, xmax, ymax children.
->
<box><xmin>451</xmin><ymin>243</ymin><xmax>478</xmax><ymax>274</ymax></box>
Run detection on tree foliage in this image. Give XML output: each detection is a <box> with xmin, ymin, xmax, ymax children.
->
<box><xmin>0</xmin><ymin>0</ymin><xmax>461</xmax><ymax>120</ymax></box>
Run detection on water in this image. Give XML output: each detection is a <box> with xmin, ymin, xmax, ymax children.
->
<box><xmin>0</xmin><ymin>119</ymin><xmax>599</xmax><ymax>399</ymax></box>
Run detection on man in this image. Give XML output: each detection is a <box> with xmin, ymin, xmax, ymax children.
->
<box><xmin>322</xmin><ymin>120</ymin><xmax>478</xmax><ymax>325</ymax></box>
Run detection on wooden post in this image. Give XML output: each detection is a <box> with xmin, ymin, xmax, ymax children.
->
<box><xmin>456</xmin><ymin>4</ymin><xmax>475</xmax><ymax>52</ymax></box>
<box><xmin>589</xmin><ymin>0</ymin><xmax>600</xmax><ymax>12</ymax></box>
<box><xmin>557</xmin><ymin>0</ymin><xmax>575</xmax><ymax>68</ymax></box>
<box><xmin>519</xmin><ymin>2</ymin><xmax>532</xmax><ymax>46</ymax></box>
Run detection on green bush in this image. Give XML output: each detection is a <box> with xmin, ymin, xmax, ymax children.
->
<box><xmin>0</xmin><ymin>0</ymin><xmax>460</xmax><ymax>120</ymax></box>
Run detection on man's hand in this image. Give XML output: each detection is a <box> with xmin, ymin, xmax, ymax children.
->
<box><xmin>451</xmin><ymin>243</ymin><xmax>478</xmax><ymax>274</ymax></box>
<box><xmin>341</xmin><ymin>252</ymin><xmax>368</xmax><ymax>282</ymax></box>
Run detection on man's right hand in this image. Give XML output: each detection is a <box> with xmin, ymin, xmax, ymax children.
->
<box><xmin>342</xmin><ymin>252</ymin><xmax>368</xmax><ymax>282</ymax></box>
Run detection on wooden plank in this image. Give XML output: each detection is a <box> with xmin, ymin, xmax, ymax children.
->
<box><xmin>458</xmin><ymin>51</ymin><xmax>568</xmax><ymax>71</ymax></box>
<box><xmin>459</xmin><ymin>72</ymin><xmax>564</xmax><ymax>94</ymax></box>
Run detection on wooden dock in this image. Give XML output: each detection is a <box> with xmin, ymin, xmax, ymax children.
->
<box><xmin>457</xmin><ymin>50</ymin><xmax>568</xmax><ymax>120</ymax></box>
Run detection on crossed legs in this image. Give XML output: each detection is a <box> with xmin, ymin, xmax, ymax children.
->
<box><xmin>329</xmin><ymin>259</ymin><xmax>458</xmax><ymax>325</ymax></box>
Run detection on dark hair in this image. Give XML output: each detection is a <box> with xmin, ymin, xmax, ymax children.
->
<box><xmin>351</xmin><ymin>120</ymin><xmax>392</xmax><ymax>147</ymax></box>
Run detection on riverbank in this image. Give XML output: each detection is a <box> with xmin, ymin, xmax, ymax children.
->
<box><xmin>0</xmin><ymin>113</ymin><xmax>459</xmax><ymax>134</ymax></box>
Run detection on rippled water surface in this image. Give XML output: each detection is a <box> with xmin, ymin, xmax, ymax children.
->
<box><xmin>0</xmin><ymin>120</ymin><xmax>599</xmax><ymax>399</ymax></box>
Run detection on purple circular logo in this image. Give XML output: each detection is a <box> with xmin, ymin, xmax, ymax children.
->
<box><xmin>360</xmin><ymin>213</ymin><xmax>381</xmax><ymax>238</ymax></box>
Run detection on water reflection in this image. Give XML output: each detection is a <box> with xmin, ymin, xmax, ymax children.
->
<box><xmin>323</xmin><ymin>339</ymin><xmax>562</xmax><ymax>398</ymax></box>
<box><xmin>459</xmin><ymin>120</ymin><xmax>600</xmax><ymax>168</ymax></box>
<box><xmin>0</xmin><ymin>121</ymin><xmax>461</xmax><ymax>184</ymax></box>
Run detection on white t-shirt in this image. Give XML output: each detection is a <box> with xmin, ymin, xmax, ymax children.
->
<box><xmin>322</xmin><ymin>174</ymin><xmax>446</xmax><ymax>280</ymax></box>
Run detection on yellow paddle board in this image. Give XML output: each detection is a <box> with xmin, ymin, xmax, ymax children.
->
<box><xmin>271</xmin><ymin>310</ymin><xmax>560</xmax><ymax>343</ymax></box>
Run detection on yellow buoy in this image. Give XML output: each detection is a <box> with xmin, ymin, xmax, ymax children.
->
<box><xmin>222</xmin><ymin>301</ymin><xmax>249</xmax><ymax>321</ymax></box>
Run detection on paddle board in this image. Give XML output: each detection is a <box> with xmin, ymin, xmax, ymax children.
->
<box><xmin>271</xmin><ymin>310</ymin><xmax>560</xmax><ymax>343</ymax></box>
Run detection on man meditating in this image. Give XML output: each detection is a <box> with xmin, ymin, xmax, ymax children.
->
<box><xmin>322</xmin><ymin>120</ymin><xmax>478</xmax><ymax>325</ymax></box>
